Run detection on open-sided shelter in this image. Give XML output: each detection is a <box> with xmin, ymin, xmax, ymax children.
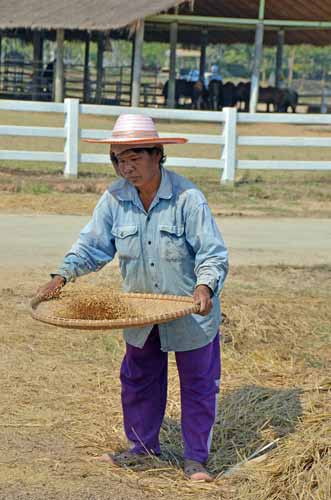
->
<box><xmin>0</xmin><ymin>0</ymin><xmax>330</xmax><ymax>110</ymax></box>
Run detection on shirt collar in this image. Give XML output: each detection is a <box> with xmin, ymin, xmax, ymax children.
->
<box><xmin>116</xmin><ymin>168</ymin><xmax>173</xmax><ymax>203</ymax></box>
<box><xmin>157</xmin><ymin>168</ymin><xmax>173</xmax><ymax>200</ymax></box>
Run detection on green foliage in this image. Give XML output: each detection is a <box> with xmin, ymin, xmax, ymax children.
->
<box><xmin>143</xmin><ymin>43</ymin><xmax>168</xmax><ymax>70</ymax></box>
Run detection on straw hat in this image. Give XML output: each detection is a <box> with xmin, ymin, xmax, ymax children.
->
<box><xmin>83</xmin><ymin>114</ymin><xmax>188</xmax><ymax>146</ymax></box>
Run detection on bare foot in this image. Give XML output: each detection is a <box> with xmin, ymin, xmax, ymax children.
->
<box><xmin>184</xmin><ymin>459</ymin><xmax>213</xmax><ymax>482</ymax></box>
<box><xmin>189</xmin><ymin>470</ymin><xmax>213</xmax><ymax>481</ymax></box>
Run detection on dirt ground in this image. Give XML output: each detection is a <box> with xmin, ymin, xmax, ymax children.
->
<box><xmin>0</xmin><ymin>212</ymin><xmax>330</xmax><ymax>500</ymax></box>
<box><xmin>1</xmin><ymin>111</ymin><xmax>330</xmax><ymax>498</ymax></box>
<box><xmin>0</xmin><ymin>263</ymin><xmax>330</xmax><ymax>500</ymax></box>
<box><xmin>1</xmin><ymin>214</ymin><xmax>331</xmax><ymax>268</ymax></box>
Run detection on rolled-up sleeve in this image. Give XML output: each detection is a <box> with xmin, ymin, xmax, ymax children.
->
<box><xmin>54</xmin><ymin>192</ymin><xmax>116</xmax><ymax>282</ymax></box>
<box><xmin>185</xmin><ymin>202</ymin><xmax>228</xmax><ymax>296</ymax></box>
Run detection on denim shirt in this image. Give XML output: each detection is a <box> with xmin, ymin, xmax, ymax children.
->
<box><xmin>55</xmin><ymin>168</ymin><xmax>229</xmax><ymax>352</ymax></box>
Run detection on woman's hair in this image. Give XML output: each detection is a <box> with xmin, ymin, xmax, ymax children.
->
<box><xmin>110</xmin><ymin>147</ymin><xmax>166</xmax><ymax>171</ymax></box>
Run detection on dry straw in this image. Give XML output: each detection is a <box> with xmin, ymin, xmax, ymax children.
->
<box><xmin>56</xmin><ymin>287</ymin><xmax>136</xmax><ymax>320</ymax></box>
<box><xmin>21</xmin><ymin>266</ymin><xmax>331</xmax><ymax>499</ymax></box>
<box><xmin>31</xmin><ymin>283</ymin><xmax>200</xmax><ymax>329</ymax></box>
<box><xmin>235</xmin><ymin>394</ymin><xmax>331</xmax><ymax>500</ymax></box>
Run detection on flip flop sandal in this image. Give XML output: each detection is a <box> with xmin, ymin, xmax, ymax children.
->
<box><xmin>103</xmin><ymin>449</ymin><xmax>161</xmax><ymax>468</ymax></box>
<box><xmin>184</xmin><ymin>459</ymin><xmax>213</xmax><ymax>482</ymax></box>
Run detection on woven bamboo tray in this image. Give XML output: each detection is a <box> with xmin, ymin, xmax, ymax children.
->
<box><xmin>31</xmin><ymin>292</ymin><xmax>200</xmax><ymax>330</ymax></box>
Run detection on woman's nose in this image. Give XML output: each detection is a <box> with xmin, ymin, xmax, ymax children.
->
<box><xmin>121</xmin><ymin>162</ymin><xmax>135</xmax><ymax>174</ymax></box>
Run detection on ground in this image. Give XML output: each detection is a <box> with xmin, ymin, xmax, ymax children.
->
<box><xmin>0</xmin><ymin>215</ymin><xmax>330</xmax><ymax>500</ymax></box>
<box><xmin>0</xmin><ymin>113</ymin><xmax>330</xmax><ymax>499</ymax></box>
<box><xmin>0</xmin><ymin>114</ymin><xmax>331</xmax><ymax>218</ymax></box>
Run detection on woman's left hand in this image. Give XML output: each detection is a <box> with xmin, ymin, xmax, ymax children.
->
<box><xmin>193</xmin><ymin>285</ymin><xmax>213</xmax><ymax>316</ymax></box>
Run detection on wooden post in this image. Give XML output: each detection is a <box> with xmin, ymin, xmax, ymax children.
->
<box><xmin>131</xmin><ymin>20</ymin><xmax>144</xmax><ymax>107</ymax></box>
<box><xmin>275</xmin><ymin>30</ymin><xmax>284</xmax><ymax>89</ymax></box>
<box><xmin>199</xmin><ymin>29</ymin><xmax>208</xmax><ymax>81</ymax></box>
<box><xmin>249</xmin><ymin>0</ymin><xmax>265</xmax><ymax>113</ymax></box>
<box><xmin>83</xmin><ymin>34</ymin><xmax>90</xmax><ymax>102</ymax></box>
<box><xmin>32</xmin><ymin>30</ymin><xmax>43</xmax><ymax>100</ymax></box>
<box><xmin>167</xmin><ymin>21</ymin><xmax>178</xmax><ymax>108</ymax></box>
<box><xmin>95</xmin><ymin>32</ymin><xmax>104</xmax><ymax>104</ymax></box>
<box><xmin>249</xmin><ymin>22</ymin><xmax>264</xmax><ymax>113</ymax></box>
<box><xmin>115</xmin><ymin>80</ymin><xmax>121</xmax><ymax>104</ymax></box>
<box><xmin>287</xmin><ymin>46</ymin><xmax>296</xmax><ymax>86</ymax></box>
<box><xmin>321</xmin><ymin>69</ymin><xmax>327</xmax><ymax>113</ymax></box>
<box><xmin>54</xmin><ymin>29</ymin><xmax>64</xmax><ymax>102</ymax></box>
<box><xmin>129</xmin><ymin>36</ymin><xmax>135</xmax><ymax>105</ymax></box>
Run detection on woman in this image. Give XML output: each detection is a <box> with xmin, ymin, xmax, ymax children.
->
<box><xmin>34</xmin><ymin>114</ymin><xmax>229</xmax><ymax>481</ymax></box>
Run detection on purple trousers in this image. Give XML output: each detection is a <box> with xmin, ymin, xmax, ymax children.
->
<box><xmin>120</xmin><ymin>325</ymin><xmax>221</xmax><ymax>463</ymax></box>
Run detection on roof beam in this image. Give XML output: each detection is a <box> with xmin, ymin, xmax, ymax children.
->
<box><xmin>146</xmin><ymin>14</ymin><xmax>331</xmax><ymax>30</ymax></box>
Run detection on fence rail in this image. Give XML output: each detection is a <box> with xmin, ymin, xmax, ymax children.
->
<box><xmin>0</xmin><ymin>98</ymin><xmax>330</xmax><ymax>182</ymax></box>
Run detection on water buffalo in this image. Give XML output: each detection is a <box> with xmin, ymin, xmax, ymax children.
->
<box><xmin>208</xmin><ymin>80</ymin><xmax>238</xmax><ymax>110</ymax></box>
<box><xmin>236</xmin><ymin>81</ymin><xmax>250</xmax><ymax>112</ymax></box>
<box><xmin>208</xmin><ymin>79</ymin><xmax>223</xmax><ymax>110</ymax></box>
<box><xmin>235</xmin><ymin>83</ymin><xmax>298</xmax><ymax>113</ymax></box>
<box><xmin>222</xmin><ymin>82</ymin><xmax>238</xmax><ymax>107</ymax></box>
<box><xmin>258</xmin><ymin>86</ymin><xmax>277</xmax><ymax>112</ymax></box>
<box><xmin>162</xmin><ymin>79</ymin><xmax>208</xmax><ymax>109</ymax></box>
<box><xmin>259</xmin><ymin>86</ymin><xmax>299</xmax><ymax>113</ymax></box>
<box><xmin>162</xmin><ymin>79</ymin><xmax>191</xmax><ymax>107</ymax></box>
<box><xmin>277</xmin><ymin>89</ymin><xmax>298</xmax><ymax>113</ymax></box>
<box><xmin>192</xmin><ymin>80</ymin><xmax>209</xmax><ymax>110</ymax></box>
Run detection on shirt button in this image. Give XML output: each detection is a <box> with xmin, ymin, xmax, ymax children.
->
<box><xmin>148</xmin><ymin>241</ymin><xmax>151</xmax><ymax>245</ymax></box>
<box><xmin>150</xmin><ymin>263</ymin><xmax>154</xmax><ymax>267</ymax></box>
<box><xmin>154</xmin><ymin>284</ymin><xmax>158</xmax><ymax>288</ymax></box>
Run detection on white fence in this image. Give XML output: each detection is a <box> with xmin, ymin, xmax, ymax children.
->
<box><xmin>0</xmin><ymin>98</ymin><xmax>330</xmax><ymax>182</ymax></box>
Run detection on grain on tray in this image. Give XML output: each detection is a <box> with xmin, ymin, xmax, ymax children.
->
<box><xmin>53</xmin><ymin>285</ymin><xmax>140</xmax><ymax>320</ymax></box>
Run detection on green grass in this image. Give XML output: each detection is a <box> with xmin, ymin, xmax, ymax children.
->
<box><xmin>20</xmin><ymin>181</ymin><xmax>54</xmax><ymax>194</ymax></box>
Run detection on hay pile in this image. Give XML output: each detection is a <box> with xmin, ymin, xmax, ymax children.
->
<box><xmin>236</xmin><ymin>392</ymin><xmax>331</xmax><ymax>500</ymax></box>
<box><xmin>54</xmin><ymin>285</ymin><xmax>140</xmax><ymax>320</ymax></box>
<box><xmin>13</xmin><ymin>265</ymin><xmax>329</xmax><ymax>499</ymax></box>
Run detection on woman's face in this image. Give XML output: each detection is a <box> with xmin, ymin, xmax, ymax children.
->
<box><xmin>111</xmin><ymin>147</ymin><xmax>161</xmax><ymax>190</ymax></box>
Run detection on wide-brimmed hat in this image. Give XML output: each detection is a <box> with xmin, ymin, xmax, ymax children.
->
<box><xmin>83</xmin><ymin>114</ymin><xmax>187</xmax><ymax>145</ymax></box>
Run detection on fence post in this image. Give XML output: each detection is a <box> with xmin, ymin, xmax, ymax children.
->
<box><xmin>115</xmin><ymin>81</ymin><xmax>121</xmax><ymax>104</ymax></box>
<box><xmin>64</xmin><ymin>98</ymin><xmax>79</xmax><ymax>177</ymax></box>
<box><xmin>321</xmin><ymin>84</ymin><xmax>328</xmax><ymax>114</ymax></box>
<box><xmin>221</xmin><ymin>107</ymin><xmax>237</xmax><ymax>184</ymax></box>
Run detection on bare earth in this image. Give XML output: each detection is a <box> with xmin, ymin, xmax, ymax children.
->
<box><xmin>1</xmin><ymin>214</ymin><xmax>330</xmax><ymax>269</ymax></box>
<box><xmin>0</xmin><ymin>214</ymin><xmax>330</xmax><ymax>500</ymax></box>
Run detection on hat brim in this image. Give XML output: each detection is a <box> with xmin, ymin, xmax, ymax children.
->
<box><xmin>83</xmin><ymin>137</ymin><xmax>188</xmax><ymax>145</ymax></box>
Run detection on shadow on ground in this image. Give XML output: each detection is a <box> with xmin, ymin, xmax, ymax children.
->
<box><xmin>160</xmin><ymin>385</ymin><xmax>303</xmax><ymax>474</ymax></box>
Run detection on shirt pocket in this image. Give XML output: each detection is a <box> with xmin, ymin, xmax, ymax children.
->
<box><xmin>159</xmin><ymin>224</ymin><xmax>187</xmax><ymax>261</ymax></box>
<box><xmin>112</xmin><ymin>225</ymin><xmax>140</xmax><ymax>260</ymax></box>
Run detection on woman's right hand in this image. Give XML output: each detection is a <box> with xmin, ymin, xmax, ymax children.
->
<box><xmin>31</xmin><ymin>275</ymin><xmax>66</xmax><ymax>309</ymax></box>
